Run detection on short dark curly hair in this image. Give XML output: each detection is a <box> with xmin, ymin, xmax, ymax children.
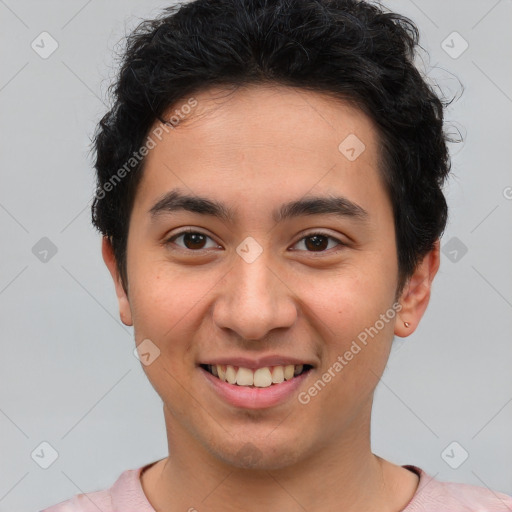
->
<box><xmin>92</xmin><ymin>0</ymin><xmax>452</xmax><ymax>299</ymax></box>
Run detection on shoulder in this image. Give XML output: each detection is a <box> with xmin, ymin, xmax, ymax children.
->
<box><xmin>39</xmin><ymin>488</ymin><xmax>112</xmax><ymax>512</ymax></box>
<box><xmin>404</xmin><ymin>465</ymin><xmax>512</xmax><ymax>512</ymax></box>
<box><xmin>39</xmin><ymin>464</ymin><xmax>156</xmax><ymax>512</ymax></box>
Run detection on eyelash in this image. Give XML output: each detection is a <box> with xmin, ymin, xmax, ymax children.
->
<box><xmin>164</xmin><ymin>228</ymin><xmax>346</xmax><ymax>255</ymax></box>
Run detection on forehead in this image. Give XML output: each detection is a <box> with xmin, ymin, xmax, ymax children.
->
<box><xmin>166</xmin><ymin>84</ymin><xmax>379</xmax><ymax>154</ymax></box>
<box><xmin>133</xmin><ymin>84</ymin><xmax>389</xmax><ymax>223</ymax></box>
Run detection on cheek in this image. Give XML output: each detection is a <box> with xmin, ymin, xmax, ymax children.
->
<box><xmin>128</xmin><ymin>261</ymin><xmax>215</xmax><ymax>354</ymax></box>
<box><xmin>309</xmin><ymin>258</ymin><xmax>397</xmax><ymax>388</ymax></box>
<box><xmin>128</xmin><ymin>266</ymin><xmax>211</xmax><ymax>402</ymax></box>
<box><xmin>307</xmin><ymin>255</ymin><xmax>396</xmax><ymax>331</ymax></box>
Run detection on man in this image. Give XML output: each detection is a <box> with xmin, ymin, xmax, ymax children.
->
<box><xmin>42</xmin><ymin>0</ymin><xmax>512</xmax><ymax>510</ymax></box>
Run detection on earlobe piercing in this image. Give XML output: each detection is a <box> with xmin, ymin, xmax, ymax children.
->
<box><xmin>404</xmin><ymin>322</ymin><xmax>410</xmax><ymax>328</ymax></box>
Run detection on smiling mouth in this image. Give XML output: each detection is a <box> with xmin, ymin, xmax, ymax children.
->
<box><xmin>200</xmin><ymin>364</ymin><xmax>313</xmax><ymax>388</ymax></box>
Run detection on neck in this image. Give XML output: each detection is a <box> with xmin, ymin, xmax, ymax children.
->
<box><xmin>141</xmin><ymin>405</ymin><xmax>416</xmax><ymax>512</ymax></box>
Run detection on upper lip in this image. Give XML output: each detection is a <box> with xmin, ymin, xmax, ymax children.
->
<box><xmin>199</xmin><ymin>355</ymin><xmax>315</xmax><ymax>369</ymax></box>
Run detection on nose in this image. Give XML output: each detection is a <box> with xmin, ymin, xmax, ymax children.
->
<box><xmin>212</xmin><ymin>250</ymin><xmax>298</xmax><ymax>341</ymax></box>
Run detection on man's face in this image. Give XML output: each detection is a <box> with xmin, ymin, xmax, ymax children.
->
<box><xmin>115</xmin><ymin>85</ymin><xmax>402</xmax><ymax>469</ymax></box>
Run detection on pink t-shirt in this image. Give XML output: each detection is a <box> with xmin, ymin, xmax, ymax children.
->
<box><xmin>40</xmin><ymin>462</ymin><xmax>512</xmax><ymax>511</ymax></box>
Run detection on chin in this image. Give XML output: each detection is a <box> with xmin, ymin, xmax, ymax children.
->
<box><xmin>212</xmin><ymin>435</ymin><xmax>307</xmax><ymax>471</ymax></box>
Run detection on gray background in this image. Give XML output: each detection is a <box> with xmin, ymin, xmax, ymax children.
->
<box><xmin>0</xmin><ymin>1</ymin><xmax>511</xmax><ymax>511</ymax></box>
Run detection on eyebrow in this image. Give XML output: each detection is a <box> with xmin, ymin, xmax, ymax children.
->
<box><xmin>148</xmin><ymin>188</ymin><xmax>369</xmax><ymax>224</ymax></box>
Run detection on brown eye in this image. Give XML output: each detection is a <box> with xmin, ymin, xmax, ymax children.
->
<box><xmin>166</xmin><ymin>230</ymin><xmax>219</xmax><ymax>251</ymax></box>
<box><xmin>292</xmin><ymin>233</ymin><xmax>344</xmax><ymax>253</ymax></box>
<box><xmin>181</xmin><ymin>232</ymin><xmax>207</xmax><ymax>250</ymax></box>
<box><xmin>304</xmin><ymin>235</ymin><xmax>329</xmax><ymax>251</ymax></box>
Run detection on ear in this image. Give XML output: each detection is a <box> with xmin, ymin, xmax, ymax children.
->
<box><xmin>101</xmin><ymin>237</ymin><xmax>133</xmax><ymax>326</ymax></box>
<box><xmin>395</xmin><ymin>239</ymin><xmax>440</xmax><ymax>338</ymax></box>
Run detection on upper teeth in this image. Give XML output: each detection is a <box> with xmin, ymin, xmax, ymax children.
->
<box><xmin>209</xmin><ymin>364</ymin><xmax>305</xmax><ymax>388</ymax></box>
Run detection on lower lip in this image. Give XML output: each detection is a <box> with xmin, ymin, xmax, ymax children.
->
<box><xmin>200</xmin><ymin>366</ymin><xmax>311</xmax><ymax>409</ymax></box>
